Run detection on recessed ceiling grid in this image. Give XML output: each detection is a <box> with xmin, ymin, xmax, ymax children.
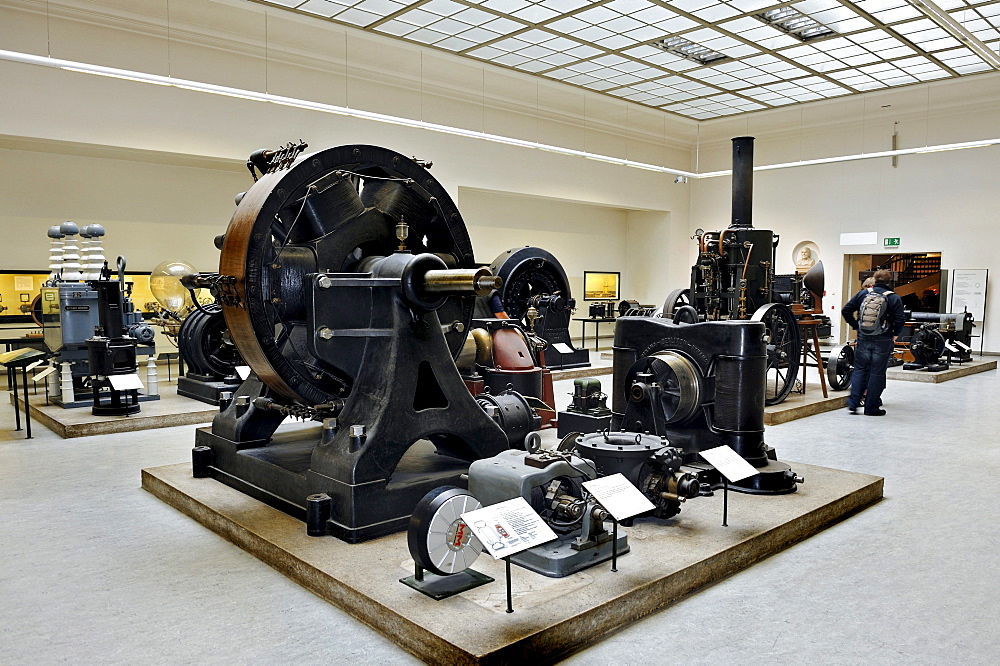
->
<box><xmin>255</xmin><ymin>0</ymin><xmax>1000</xmax><ymax>120</ymax></box>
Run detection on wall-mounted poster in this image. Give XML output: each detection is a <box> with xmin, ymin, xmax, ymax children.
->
<box><xmin>583</xmin><ymin>272</ymin><xmax>620</xmax><ymax>301</ymax></box>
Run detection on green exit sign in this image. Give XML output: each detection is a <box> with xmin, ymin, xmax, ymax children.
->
<box><xmin>884</xmin><ymin>237</ymin><xmax>901</xmax><ymax>247</ymax></box>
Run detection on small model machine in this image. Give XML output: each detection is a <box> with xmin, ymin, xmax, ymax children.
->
<box><xmin>187</xmin><ymin>142</ymin><xmax>542</xmax><ymax>543</ymax></box>
<box><xmin>40</xmin><ymin>222</ymin><xmax>158</xmax><ymax>411</ymax></box>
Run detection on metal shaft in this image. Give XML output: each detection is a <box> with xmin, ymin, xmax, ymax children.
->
<box><xmin>423</xmin><ymin>267</ymin><xmax>501</xmax><ymax>296</ymax></box>
<box><xmin>731</xmin><ymin>136</ymin><xmax>754</xmax><ymax>229</ymax></box>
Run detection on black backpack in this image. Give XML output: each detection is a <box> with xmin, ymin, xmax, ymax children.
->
<box><xmin>858</xmin><ymin>289</ymin><xmax>893</xmax><ymax>336</ymax></box>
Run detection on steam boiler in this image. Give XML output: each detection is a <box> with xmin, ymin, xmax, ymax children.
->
<box><xmin>661</xmin><ymin>137</ymin><xmax>802</xmax><ymax>405</ymax></box>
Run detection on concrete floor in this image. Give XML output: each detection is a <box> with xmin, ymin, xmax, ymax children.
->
<box><xmin>1</xmin><ymin>367</ymin><xmax>998</xmax><ymax>664</ymax></box>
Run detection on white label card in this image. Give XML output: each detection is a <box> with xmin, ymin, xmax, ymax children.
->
<box><xmin>944</xmin><ymin>341</ymin><xmax>959</xmax><ymax>353</ymax></box>
<box><xmin>108</xmin><ymin>373</ymin><xmax>144</xmax><ymax>390</ymax></box>
<box><xmin>33</xmin><ymin>366</ymin><xmax>57</xmax><ymax>381</ymax></box>
<box><xmin>235</xmin><ymin>366</ymin><xmax>251</xmax><ymax>380</ymax></box>
<box><xmin>25</xmin><ymin>360</ymin><xmax>44</xmax><ymax>371</ymax></box>
<box><xmin>699</xmin><ymin>445</ymin><xmax>760</xmax><ymax>483</ymax></box>
<box><xmin>955</xmin><ymin>340</ymin><xmax>971</xmax><ymax>351</ymax></box>
<box><xmin>461</xmin><ymin>497</ymin><xmax>557</xmax><ymax>560</ymax></box>
<box><xmin>552</xmin><ymin>342</ymin><xmax>574</xmax><ymax>355</ymax></box>
<box><xmin>582</xmin><ymin>473</ymin><xmax>655</xmax><ymax>521</ymax></box>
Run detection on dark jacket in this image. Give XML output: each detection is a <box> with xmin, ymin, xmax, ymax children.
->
<box><xmin>842</xmin><ymin>283</ymin><xmax>906</xmax><ymax>339</ymax></box>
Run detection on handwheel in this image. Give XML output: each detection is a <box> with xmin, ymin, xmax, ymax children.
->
<box><xmin>825</xmin><ymin>343</ymin><xmax>854</xmax><ymax>391</ymax></box>
<box><xmin>659</xmin><ymin>288</ymin><xmax>691</xmax><ymax>317</ymax></box>
<box><xmin>751</xmin><ymin>303</ymin><xmax>802</xmax><ymax>405</ymax></box>
<box><xmin>407</xmin><ymin>486</ymin><xmax>483</xmax><ymax>576</ymax></box>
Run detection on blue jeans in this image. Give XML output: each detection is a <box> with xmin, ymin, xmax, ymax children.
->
<box><xmin>848</xmin><ymin>336</ymin><xmax>894</xmax><ymax>412</ymax></box>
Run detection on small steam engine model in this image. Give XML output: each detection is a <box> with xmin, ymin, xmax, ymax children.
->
<box><xmin>773</xmin><ymin>261</ymin><xmax>832</xmax><ymax>337</ymax></box>
<box><xmin>556</xmin><ymin>377</ymin><xmax>612</xmax><ymax>437</ymax></box>
<box><xmin>611</xmin><ymin>313</ymin><xmax>802</xmax><ymax>495</ymax></box>
<box><xmin>188</xmin><ymin>143</ymin><xmax>541</xmax><ymax>543</ymax></box>
<box><xmin>661</xmin><ymin>137</ymin><xmax>802</xmax><ymax>405</ymax></box>
<box><xmin>486</xmin><ymin>247</ymin><xmax>590</xmax><ymax>369</ymax></box>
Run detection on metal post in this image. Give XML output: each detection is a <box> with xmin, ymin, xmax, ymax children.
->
<box><xmin>722</xmin><ymin>477</ymin><xmax>729</xmax><ymax>527</ymax></box>
<box><xmin>611</xmin><ymin>518</ymin><xmax>618</xmax><ymax>573</ymax></box>
<box><xmin>505</xmin><ymin>557</ymin><xmax>513</xmax><ymax>614</ymax></box>
<box><xmin>414</xmin><ymin>563</ymin><xmax>424</xmax><ymax>582</ymax></box>
<box><xmin>21</xmin><ymin>366</ymin><xmax>32</xmax><ymax>439</ymax></box>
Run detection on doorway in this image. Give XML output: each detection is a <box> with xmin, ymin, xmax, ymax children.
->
<box><xmin>841</xmin><ymin>252</ymin><xmax>943</xmax><ymax>341</ymax></box>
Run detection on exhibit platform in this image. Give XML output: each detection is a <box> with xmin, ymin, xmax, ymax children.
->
<box><xmin>765</xmin><ymin>390</ymin><xmax>849</xmax><ymax>425</ymax></box>
<box><xmin>10</xmin><ymin>382</ymin><xmax>217</xmax><ymax>438</ymax></box>
<box><xmin>887</xmin><ymin>358</ymin><xmax>996</xmax><ymax>383</ymax></box>
<box><xmin>143</xmin><ymin>461</ymin><xmax>882</xmax><ymax>665</ymax></box>
<box><xmin>549</xmin><ymin>355</ymin><xmax>612</xmax><ymax>380</ymax></box>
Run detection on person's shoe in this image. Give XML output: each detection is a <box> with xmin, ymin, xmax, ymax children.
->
<box><xmin>864</xmin><ymin>409</ymin><xmax>887</xmax><ymax>416</ymax></box>
<box><xmin>848</xmin><ymin>407</ymin><xmax>857</xmax><ymax>414</ymax></box>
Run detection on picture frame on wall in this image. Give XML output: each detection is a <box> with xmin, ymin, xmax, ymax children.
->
<box><xmin>583</xmin><ymin>271</ymin><xmax>621</xmax><ymax>301</ymax></box>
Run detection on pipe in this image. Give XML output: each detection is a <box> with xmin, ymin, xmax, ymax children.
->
<box><xmin>731</xmin><ymin>136</ymin><xmax>754</xmax><ymax>229</ymax></box>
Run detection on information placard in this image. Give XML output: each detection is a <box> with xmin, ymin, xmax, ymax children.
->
<box><xmin>950</xmin><ymin>269</ymin><xmax>987</xmax><ymax>322</ymax></box>
<box><xmin>461</xmin><ymin>497</ymin><xmax>557</xmax><ymax>560</ymax></box>
<box><xmin>582</xmin><ymin>473</ymin><xmax>655</xmax><ymax>521</ymax></box>
<box><xmin>32</xmin><ymin>366</ymin><xmax>57</xmax><ymax>382</ymax></box>
<box><xmin>235</xmin><ymin>366</ymin><xmax>251</xmax><ymax>380</ymax></box>
<box><xmin>699</xmin><ymin>445</ymin><xmax>760</xmax><ymax>483</ymax></box>
<box><xmin>108</xmin><ymin>373</ymin><xmax>144</xmax><ymax>390</ymax></box>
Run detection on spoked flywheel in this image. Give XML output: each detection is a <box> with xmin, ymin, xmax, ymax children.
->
<box><xmin>218</xmin><ymin>145</ymin><xmax>477</xmax><ymax>405</ymax></box>
<box><xmin>825</xmin><ymin>343</ymin><xmax>854</xmax><ymax>391</ymax></box>
<box><xmin>752</xmin><ymin>303</ymin><xmax>802</xmax><ymax>405</ymax></box>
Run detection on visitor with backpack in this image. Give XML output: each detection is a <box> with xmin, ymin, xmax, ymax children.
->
<box><xmin>841</xmin><ymin>269</ymin><xmax>906</xmax><ymax>415</ymax></box>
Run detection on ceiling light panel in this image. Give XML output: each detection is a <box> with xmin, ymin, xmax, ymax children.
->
<box><xmin>255</xmin><ymin>0</ymin><xmax>1000</xmax><ymax>120</ymax></box>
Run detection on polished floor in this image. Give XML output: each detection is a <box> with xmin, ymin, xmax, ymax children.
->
<box><xmin>1</xmin><ymin>367</ymin><xmax>997</xmax><ymax>664</ymax></box>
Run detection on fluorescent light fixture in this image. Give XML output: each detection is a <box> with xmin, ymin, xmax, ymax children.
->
<box><xmin>756</xmin><ymin>7</ymin><xmax>835</xmax><ymax>42</ymax></box>
<box><xmin>1</xmin><ymin>49</ymin><xmax>999</xmax><ymax>179</ymax></box>
<box><xmin>655</xmin><ymin>36</ymin><xmax>728</xmax><ymax>64</ymax></box>
<box><xmin>905</xmin><ymin>0</ymin><xmax>1000</xmax><ymax>69</ymax></box>
<box><xmin>697</xmin><ymin>138</ymin><xmax>1000</xmax><ymax>177</ymax></box>
<box><xmin>0</xmin><ymin>48</ymin><xmax>700</xmax><ymax>179</ymax></box>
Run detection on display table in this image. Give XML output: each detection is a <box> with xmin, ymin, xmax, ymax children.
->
<box><xmin>573</xmin><ymin>317</ymin><xmax>616</xmax><ymax>350</ymax></box>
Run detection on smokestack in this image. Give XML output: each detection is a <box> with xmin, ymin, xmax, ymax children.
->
<box><xmin>731</xmin><ymin>136</ymin><xmax>754</xmax><ymax>229</ymax></box>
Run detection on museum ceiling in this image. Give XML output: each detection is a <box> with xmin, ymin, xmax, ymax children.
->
<box><xmin>251</xmin><ymin>0</ymin><xmax>1000</xmax><ymax>120</ymax></box>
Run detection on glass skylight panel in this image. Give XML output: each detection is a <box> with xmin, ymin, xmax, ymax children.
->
<box><xmin>574</xmin><ymin>26</ymin><xmax>615</xmax><ymax>41</ymax></box>
<box><xmin>408</xmin><ymin>27</ymin><xmax>450</xmax><ymax>43</ymax></box>
<box><xmin>355</xmin><ymin>0</ymin><xmax>405</xmax><ymax>15</ymax></box>
<box><xmin>513</xmin><ymin>5</ymin><xmax>559</xmax><ymax>21</ymax></box>
<box><xmin>565</xmin><ymin>44</ymin><xmax>603</xmax><ymax>58</ymax></box>
<box><xmin>492</xmin><ymin>52</ymin><xmax>531</xmax><ymax>65</ymax></box>
<box><xmin>337</xmin><ymin>8</ymin><xmax>381</xmax><ymax>25</ymax></box>
<box><xmin>872</xmin><ymin>6</ymin><xmax>923</xmax><ymax>22</ymax></box>
<box><xmin>482</xmin><ymin>17</ymin><xmax>524</xmax><ymax>34</ymax></box>
<box><xmin>538</xmin><ymin>52</ymin><xmax>578</xmax><ymax>65</ymax></box>
<box><xmin>694</xmin><ymin>4</ymin><xmax>742</xmax><ymax>21</ymax></box>
<box><xmin>297</xmin><ymin>0</ymin><xmax>343</xmax><ymax>18</ymax></box>
<box><xmin>436</xmin><ymin>36</ymin><xmax>478</xmax><ymax>50</ymax></box>
<box><xmin>456</xmin><ymin>26</ymin><xmax>503</xmax><ymax>42</ymax></box>
<box><xmin>597</xmin><ymin>35</ymin><xmax>641</xmax><ymax>49</ymax></box>
<box><xmin>422</xmin><ymin>0</ymin><xmax>465</xmax><ymax>15</ymax></box>
<box><xmin>633</xmin><ymin>5</ymin><xmax>679</xmax><ymax>24</ymax></box>
<box><xmin>467</xmin><ymin>45</ymin><xmax>506</xmax><ymax>59</ymax></box>
<box><xmin>541</xmin><ymin>0</ymin><xmax>591</xmax><ymax>11</ymax></box>
<box><xmin>671</xmin><ymin>0</ymin><xmax>716</xmax><ymax>12</ymax></box>
<box><xmin>396</xmin><ymin>9</ymin><xmax>440</xmax><ymax>26</ymax></box>
<box><xmin>514</xmin><ymin>60</ymin><xmax>552</xmax><ymax>71</ymax></box>
<box><xmin>547</xmin><ymin>16</ymin><xmax>589</xmax><ymax>34</ymax></box>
